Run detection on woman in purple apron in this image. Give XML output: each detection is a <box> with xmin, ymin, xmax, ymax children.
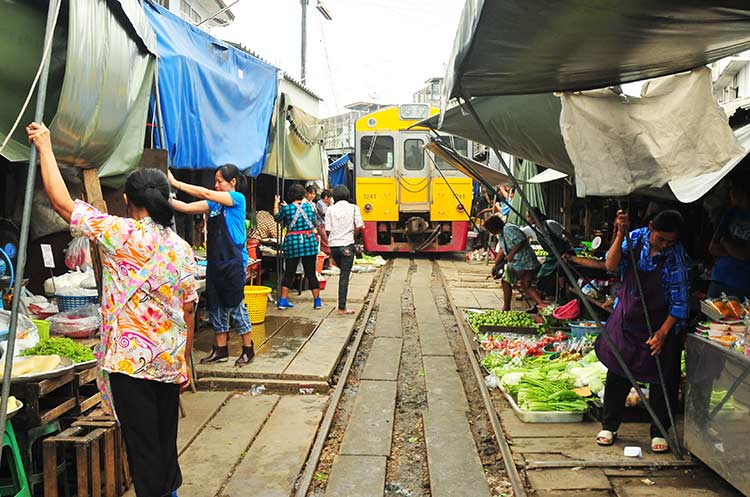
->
<box><xmin>595</xmin><ymin>210</ymin><xmax>689</xmax><ymax>453</ymax></box>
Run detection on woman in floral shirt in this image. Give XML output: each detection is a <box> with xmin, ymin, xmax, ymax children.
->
<box><xmin>28</xmin><ymin>123</ymin><xmax>197</xmax><ymax>497</ymax></box>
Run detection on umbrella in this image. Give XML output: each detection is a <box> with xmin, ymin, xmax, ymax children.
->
<box><xmin>507</xmin><ymin>160</ymin><xmax>544</xmax><ymax>225</ymax></box>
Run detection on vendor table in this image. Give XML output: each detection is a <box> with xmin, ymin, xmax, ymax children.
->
<box><xmin>684</xmin><ymin>333</ymin><xmax>749</xmax><ymax>496</ymax></box>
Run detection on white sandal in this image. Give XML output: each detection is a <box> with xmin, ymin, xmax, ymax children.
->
<box><xmin>596</xmin><ymin>430</ymin><xmax>617</xmax><ymax>446</ymax></box>
<box><xmin>651</xmin><ymin>437</ymin><xmax>669</xmax><ymax>453</ymax></box>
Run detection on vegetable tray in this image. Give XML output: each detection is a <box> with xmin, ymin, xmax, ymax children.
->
<box><xmin>478</xmin><ymin>325</ymin><xmax>538</xmax><ymax>335</ymax></box>
<box><xmin>498</xmin><ymin>384</ymin><xmax>585</xmax><ymax>423</ymax></box>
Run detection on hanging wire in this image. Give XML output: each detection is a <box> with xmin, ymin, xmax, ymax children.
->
<box><xmin>456</xmin><ymin>94</ymin><xmax>683</xmax><ymax>458</ymax></box>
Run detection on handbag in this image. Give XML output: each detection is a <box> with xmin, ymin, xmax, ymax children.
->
<box><xmin>352</xmin><ymin>205</ymin><xmax>363</xmax><ymax>258</ymax></box>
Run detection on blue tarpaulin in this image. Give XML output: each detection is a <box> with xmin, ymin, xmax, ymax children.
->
<box><xmin>144</xmin><ymin>2</ymin><xmax>278</xmax><ymax>175</ymax></box>
<box><xmin>328</xmin><ymin>155</ymin><xmax>349</xmax><ymax>187</ymax></box>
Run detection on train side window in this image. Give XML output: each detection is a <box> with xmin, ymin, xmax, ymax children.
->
<box><xmin>436</xmin><ymin>136</ymin><xmax>469</xmax><ymax>170</ymax></box>
<box><xmin>361</xmin><ymin>135</ymin><xmax>394</xmax><ymax>170</ymax></box>
<box><xmin>403</xmin><ymin>139</ymin><xmax>425</xmax><ymax>171</ymax></box>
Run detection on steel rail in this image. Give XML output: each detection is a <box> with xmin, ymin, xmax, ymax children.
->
<box><xmin>295</xmin><ymin>260</ymin><xmax>389</xmax><ymax>497</ymax></box>
<box><xmin>435</xmin><ymin>261</ymin><xmax>528</xmax><ymax>497</ymax></box>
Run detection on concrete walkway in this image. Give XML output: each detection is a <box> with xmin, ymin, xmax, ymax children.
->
<box><xmin>195</xmin><ymin>271</ymin><xmax>375</xmax><ymax>392</ymax></box>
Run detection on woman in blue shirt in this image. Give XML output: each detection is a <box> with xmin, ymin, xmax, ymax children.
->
<box><xmin>596</xmin><ymin>210</ymin><xmax>689</xmax><ymax>453</ymax></box>
<box><xmin>170</xmin><ymin>165</ymin><xmax>255</xmax><ymax>367</ymax></box>
<box><xmin>709</xmin><ymin>177</ymin><xmax>750</xmax><ymax>299</ymax></box>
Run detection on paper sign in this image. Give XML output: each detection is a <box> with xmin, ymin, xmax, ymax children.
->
<box><xmin>40</xmin><ymin>244</ymin><xmax>55</xmax><ymax>268</ymax></box>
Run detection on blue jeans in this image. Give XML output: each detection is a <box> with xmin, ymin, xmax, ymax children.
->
<box><xmin>209</xmin><ymin>303</ymin><xmax>252</xmax><ymax>334</ymax></box>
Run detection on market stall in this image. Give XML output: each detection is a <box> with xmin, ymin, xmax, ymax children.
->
<box><xmin>685</xmin><ymin>297</ymin><xmax>750</xmax><ymax>496</ymax></box>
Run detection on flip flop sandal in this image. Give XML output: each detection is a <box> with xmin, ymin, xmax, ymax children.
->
<box><xmin>651</xmin><ymin>437</ymin><xmax>669</xmax><ymax>453</ymax></box>
<box><xmin>596</xmin><ymin>430</ymin><xmax>617</xmax><ymax>446</ymax></box>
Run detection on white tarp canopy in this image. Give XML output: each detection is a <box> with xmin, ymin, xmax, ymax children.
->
<box><xmin>526</xmin><ymin>168</ymin><xmax>568</xmax><ymax>184</ymax></box>
<box><xmin>560</xmin><ymin>67</ymin><xmax>743</xmax><ymax>197</ymax></box>
<box><xmin>668</xmin><ymin>123</ymin><xmax>750</xmax><ymax>203</ymax></box>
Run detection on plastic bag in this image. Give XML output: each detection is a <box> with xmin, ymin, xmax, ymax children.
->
<box><xmin>0</xmin><ymin>310</ymin><xmax>40</xmax><ymax>359</ymax></box>
<box><xmin>65</xmin><ymin>235</ymin><xmax>91</xmax><ymax>271</ymax></box>
<box><xmin>47</xmin><ymin>304</ymin><xmax>101</xmax><ymax>339</ymax></box>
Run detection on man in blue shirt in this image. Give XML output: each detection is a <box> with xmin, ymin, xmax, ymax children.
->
<box><xmin>709</xmin><ymin>175</ymin><xmax>750</xmax><ymax>299</ymax></box>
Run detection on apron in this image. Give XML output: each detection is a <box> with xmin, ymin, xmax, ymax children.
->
<box><xmin>594</xmin><ymin>243</ymin><xmax>673</xmax><ymax>384</ymax></box>
<box><xmin>285</xmin><ymin>203</ymin><xmax>320</xmax><ymax>247</ymax></box>
<box><xmin>206</xmin><ymin>206</ymin><xmax>245</xmax><ymax>309</ymax></box>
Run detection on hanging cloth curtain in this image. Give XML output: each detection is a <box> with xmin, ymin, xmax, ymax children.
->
<box><xmin>506</xmin><ymin>160</ymin><xmax>545</xmax><ymax>226</ymax></box>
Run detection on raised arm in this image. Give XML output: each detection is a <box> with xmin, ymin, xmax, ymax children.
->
<box><xmin>168</xmin><ymin>170</ymin><xmax>235</xmax><ymax>207</ymax></box>
<box><xmin>605</xmin><ymin>210</ymin><xmax>629</xmax><ymax>273</ymax></box>
<box><xmin>27</xmin><ymin>123</ymin><xmax>74</xmax><ymax>222</ymax></box>
<box><xmin>171</xmin><ymin>198</ymin><xmax>210</xmax><ymax>215</ymax></box>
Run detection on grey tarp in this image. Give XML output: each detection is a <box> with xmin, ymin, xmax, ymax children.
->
<box><xmin>422</xmin><ymin>95</ymin><xmax>575</xmax><ymax>175</ymax></box>
<box><xmin>262</xmin><ymin>95</ymin><xmax>326</xmax><ymax>181</ymax></box>
<box><xmin>443</xmin><ymin>0</ymin><xmax>750</xmax><ymax>104</ymax></box>
<box><xmin>424</xmin><ymin>138</ymin><xmax>512</xmax><ymax>188</ymax></box>
<box><xmin>0</xmin><ymin>0</ymin><xmax>156</xmax><ymax>186</ymax></box>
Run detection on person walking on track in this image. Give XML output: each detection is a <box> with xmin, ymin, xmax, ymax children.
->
<box><xmin>275</xmin><ymin>184</ymin><xmax>322</xmax><ymax>310</ymax></box>
<box><xmin>29</xmin><ymin>122</ymin><xmax>198</xmax><ymax>497</ymax></box>
<box><xmin>325</xmin><ymin>185</ymin><xmax>364</xmax><ymax>315</ymax></box>
<box><xmin>169</xmin><ymin>165</ymin><xmax>255</xmax><ymax>367</ymax></box>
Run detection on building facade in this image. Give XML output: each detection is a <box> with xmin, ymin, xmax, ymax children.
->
<box><xmin>323</xmin><ymin>102</ymin><xmax>389</xmax><ymax>156</ymax></box>
<box><xmin>412</xmin><ymin>77</ymin><xmax>443</xmax><ymax>109</ymax></box>
<box><xmin>152</xmin><ymin>0</ymin><xmax>235</xmax><ymax>28</ymax></box>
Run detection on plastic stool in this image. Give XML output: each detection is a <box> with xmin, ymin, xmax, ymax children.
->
<box><xmin>0</xmin><ymin>422</ymin><xmax>31</xmax><ymax>497</ymax></box>
<box><xmin>21</xmin><ymin>421</ymin><xmax>68</xmax><ymax>497</ymax></box>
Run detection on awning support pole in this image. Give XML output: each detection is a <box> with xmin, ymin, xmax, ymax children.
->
<box><xmin>459</xmin><ymin>93</ymin><xmax>682</xmax><ymax>459</ymax></box>
<box><xmin>0</xmin><ymin>0</ymin><xmax>61</xmax><ymax>467</ymax></box>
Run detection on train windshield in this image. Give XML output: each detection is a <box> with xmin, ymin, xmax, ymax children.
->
<box><xmin>435</xmin><ymin>136</ymin><xmax>468</xmax><ymax>170</ymax></box>
<box><xmin>361</xmin><ymin>135</ymin><xmax>394</xmax><ymax>170</ymax></box>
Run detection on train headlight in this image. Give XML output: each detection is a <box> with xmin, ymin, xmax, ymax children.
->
<box><xmin>457</xmin><ymin>204</ymin><xmax>465</xmax><ymax>212</ymax></box>
<box><xmin>364</xmin><ymin>203</ymin><xmax>373</xmax><ymax>212</ymax></box>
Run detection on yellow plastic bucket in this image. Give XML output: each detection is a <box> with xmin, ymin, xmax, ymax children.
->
<box><xmin>244</xmin><ymin>286</ymin><xmax>272</xmax><ymax>324</ymax></box>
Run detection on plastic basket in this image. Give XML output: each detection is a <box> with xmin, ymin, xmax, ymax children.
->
<box><xmin>56</xmin><ymin>295</ymin><xmax>99</xmax><ymax>313</ymax></box>
<box><xmin>244</xmin><ymin>286</ymin><xmax>272</xmax><ymax>324</ymax></box>
<box><xmin>316</xmin><ymin>254</ymin><xmax>327</xmax><ymax>273</ymax></box>
<box><xmin>569</xmin><ymin>321</ymin><xmax>601</xmax><ymax>339</ymax></box>
<box><xmin>32</xmin><ymin>319</ymin><xmax>50</xmax><ymax>340</ymax></box>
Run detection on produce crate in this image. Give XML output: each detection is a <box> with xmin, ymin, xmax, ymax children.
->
<box><xmin>72</xmin><ymin>366</ymin><xmax>101</xmax><ymax>416</ymax></box>
<box><xmin>498</xmin><ymin>384</ymin><xmax>586</xmax><ymax>423</ymax></box>
<box><xmin>43</xmin><ymin>417</ymin><xmax>131</xmax><ymax>497</ymax></box>
<box><xmin>10</xmin><ymin>372</ymin><xmax>78</xmax><ymax>428</ymax></box>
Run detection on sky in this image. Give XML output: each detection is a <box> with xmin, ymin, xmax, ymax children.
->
<box><xmin>212</xmin><ymin>0</ymin><xmax>466</xmax><ymax>118</ymax></box>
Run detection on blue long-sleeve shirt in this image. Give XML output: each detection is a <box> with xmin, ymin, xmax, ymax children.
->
<box><xmin>609</xmin><ymin>228</ymin><xmax>690</xmax><ymax>330</ymax></box>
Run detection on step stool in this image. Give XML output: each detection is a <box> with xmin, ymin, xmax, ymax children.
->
<box><xmin>43</xmin><ymin>424</ymin><xmax>109</xmax><ymax>497</ymax></box>
<box><xmin>0</xmin><ymin>422</ymin><xmax>31</xmax><ymax>497</ymax></box>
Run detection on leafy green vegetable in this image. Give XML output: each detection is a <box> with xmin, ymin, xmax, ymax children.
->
<box><xmin>22</xmin><ymin>337</ymin><xmax>95</xmax><ymax>363</ymax></box>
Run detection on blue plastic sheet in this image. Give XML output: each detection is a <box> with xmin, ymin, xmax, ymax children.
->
<box><xmin>145</xmin><ymin>2</ymin><xmax>278</xmax><ymax>175</ymax></box>
<box><xmin>328</xmin><ymin>155</ymin><xmax>349</xmax><ymax>187</ymax></box>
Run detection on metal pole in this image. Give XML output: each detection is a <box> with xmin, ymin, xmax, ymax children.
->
<box><xmin>300</xmin><ymin>0</ymin><xmax>308</xmax><ymax>84</ymax></box>
<box><xmin>0</xmin><ymin>0</ymin><xmax>61</xmax><ymax>466</ymax></box>
<box><xmin>459</xmin><ymin>94</ymin><xmax>679</xmax><ymax>457</ymax></box>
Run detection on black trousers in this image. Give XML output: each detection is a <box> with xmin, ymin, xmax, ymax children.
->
<box><xmin>330</xmin><ymin>244</ymin><xmax>354</xmax><ymax>310</ymax></box>
<box><xmin>110</xmin><ymin>373</ymin><xmax>181</xmax><ymax>497</ymax></box>
<box><xmin>283</xmin><ymin>255</ymin><xmax>319</xmax><ymax>290</ymax></box>
<box><xmin>601</xmin><ymin>335</ymin><xmax>683</xmax><ymax>438</ymax></box>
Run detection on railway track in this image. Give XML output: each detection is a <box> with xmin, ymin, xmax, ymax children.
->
<box><xmin>295</xmin><ymin>256</ymin><xmax>526</xmax><ymax>497</ymax></box>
